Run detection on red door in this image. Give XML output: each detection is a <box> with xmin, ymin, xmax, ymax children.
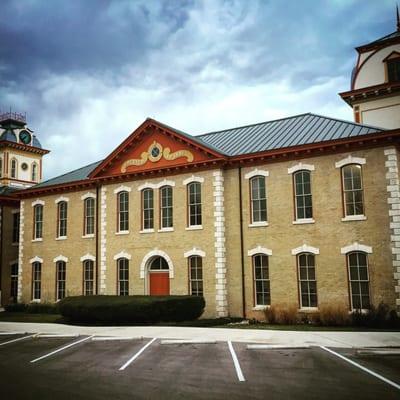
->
<box><xmin>149</xmin><ymin>273</ymin><xmax>170</xmax><ymax>295</ymax></box>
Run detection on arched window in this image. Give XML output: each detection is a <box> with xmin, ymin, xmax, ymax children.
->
<box><xmin>56</xmin><ymin>261</ymin><xmax>66</xmax><ymax>301</ymax></box>
<box><xmin>117</xmin><ymin>258</ymin><xmax>129</xmax><ymax>296</ymax></box>
<box><xmin>31</xmin><ymin>163</ymin><xmax>38</xmax><ymax>181</ymax></box>
<box><xmin>149</xmin><ymin>256</ymin><xmax>169</xmax><ymax>270</ymax></box>
<box><xmin>189</xmin><ymin>256</ymin><xmax>203</xmax><ymax>296</ymax></box>
<box><xmin>342</xmin><ymin>164</ymin><xmax>364</xmax><ymax>217</ymax></box>
<box><xmin>32</xmin><ymin>261</ymin><xmax>41</xmax><ymax>300</ymax></box>
<box><xmin>0</xmin><ymin>157</ymin><xmax>3</xmax><ymax>177</ymax></box>
<box><xmin>348</xmin><ymin>252</ymin><xmax>370</xmax><ymax>310</ymax></box>
<box><xmin>253</xmin><ymin>254</ymin><xmax>270</xmax><ymax>306</ymax></box>
<box><xmin>84</xmin><ymin>197</ymin><xmax>95</xmax><ymax>235</ymax></box>
<box><xmin>187</xmin><ymin>182</ymin><xmax>202</xmax><ymax>227</ymax></box>
<box><xmin>250</xmin><ymin>176</ymin><xmax>267</xmax><ymax>223</ymax></box>
<box><xmin>10</xmin><ymin>158</ymin><xmax>17</xmax><ymax>179</ymax></box>
<box><xmin>293</xmin><ymin>170</ymin><xmax>312</xmax><ymax>220</ymax></box>
<box><xmin>33</xmin><ymin>204</ymin><xmax>43</xmax><ymax>239</ymax></box>
<box><xmin>297</xmin><ymin>253</ymin><xmax>317</xmax><ymax>308</ymax></box>
<box><xmin>83</xmin><ymin>259</ymin><xmax>94</xmax><ymax>295</ymax></box>
<box><xmin>117</xmin><ymin>191</ymin><xmax>129</xmax><ymax>232</ymax></box>
<box><xmin>160</xmin><ymin>186</ymin><xmax>173</xmax><ymax>229</ymax></box>
<box><xmin>10</xmin><ymin>263</ymin><xmax>18</xmax><ymax>301</ymax></box>
<box><xmin>142</xmin><ymin>188</ymin><xmax>154</xmax><ymax>230</ymax></box>
<box><xmin>57</xmin><ymin>201</ymin><xmax>68</xmax><ymax>238</ymax></box>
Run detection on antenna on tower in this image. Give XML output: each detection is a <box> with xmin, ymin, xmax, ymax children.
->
<box><xmin>397</xmin><ymin>4</ymin><xmax>400</xmax><ymax>31</ymax></box>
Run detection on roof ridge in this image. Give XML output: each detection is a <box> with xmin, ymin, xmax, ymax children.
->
<box><xmin>197</xmin><ymin>113</ymin><xmax>312</xmax><ymax>138</ymax></box>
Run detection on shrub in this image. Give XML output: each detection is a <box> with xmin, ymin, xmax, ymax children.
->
<box><xmin>4</xmin><ymin>303</ymin><xmax>28</xmax><ymax>312</ymax></box>
<box><xmin>58</xmin><ymin>295</ymin><xmax>205</xmax><ymax>323</ymax></box>
<box><xmin>318</xmin><ymin>305</ymin><xmax>350</xmax><ymax>326</ymax></box>
<box><xmin>264</xmin><ymin>305</ymin><xmax>278</xmax><ymax>324</ymax></box>
<box><xmin>263</xmin><ymin>304</ymin><xmax>299</xmax><ymax>325</ymax></box>
<box><xmin>26</xmin><ymin>303</ymin><xmax>60</xmax><ymax>314</ymax></box>
<box><xmin>351</xmin><ymin>302</ymin><xmax>400</xmax><ymax>328</ymax></box>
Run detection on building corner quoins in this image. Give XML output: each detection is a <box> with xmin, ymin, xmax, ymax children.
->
<box><xmin>17</xmin><ymin>201</ymin><xmax>25</xmax><ymax>302</ymax></box>
<box><xmin>384</xmin><ymin>147</ymin><xmax>400</xmax><ymax>311</ymax></box>
<box><xmin>100</xmin><ymin>186</ymin><xmax>107</xmax><ymax>294</ymax></box>
<box><xmin>213</xmin><ymin>169</ymin><xmax>228</xmax><ymax>317</ymax></box>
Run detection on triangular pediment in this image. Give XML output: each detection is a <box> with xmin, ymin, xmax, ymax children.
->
<box><xmin>90</xmin><ymin>119</ymin><xmax>224</xmax><ymax>178</ymax></box>
<box><xmin>383</xmin><ymin>51</ymin><xmax>400</xmax><ymax>62</ymax></box>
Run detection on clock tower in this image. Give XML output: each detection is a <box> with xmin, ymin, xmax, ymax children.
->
<box><xmin>340</xmin><ymin>9</ymin><xmax>400</xmax><ymax>129</ymax></box>
<box><xmin>0</xmin><ymin>111</ymin><xmax>49</xmax><ymax>188</ymax></box>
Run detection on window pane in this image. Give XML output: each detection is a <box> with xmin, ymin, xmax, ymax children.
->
<box><xmin>298</xmin><ymin>253</ymin><xmax>317</xmax><ymax>308</ymax></box>
<box><xmin>188</xmin><ymin>183</ymin><xmax>202</xmax><ymax>227</ymax></box>
<box><xmin>342</xmin><ymin>165</ymin><xmax>364</xmax><ymax>216</ymax></box>
<box><xmin>253</xmin><ymin>255</ymin><xmax>270</xmax><ymax>306</ymax></box>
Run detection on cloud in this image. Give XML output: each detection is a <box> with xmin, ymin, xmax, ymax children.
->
<box><xmin>0</xmin><ymin>0</ymin><xmax>396</xmax><ymax>179</ymax></box>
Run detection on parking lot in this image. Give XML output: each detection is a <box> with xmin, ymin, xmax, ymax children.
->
<box><xmin>0</xmin><ymin>332</ymin><xmax>399</xmax><ymax>399</ymax></box>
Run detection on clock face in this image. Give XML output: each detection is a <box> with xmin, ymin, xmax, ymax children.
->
<box><xmin>151</xmin><ymin>146</ymin><xmax>160</xmax><ymax>158</ymax></box>
<box><xmin>19</xmin><ymin>130</ymin><xmax>31</xmax><ymax>145</ymax></box>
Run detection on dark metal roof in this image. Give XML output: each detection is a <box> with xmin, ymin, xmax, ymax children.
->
<box><xmin>196</xmin><ymin>113</ymin><xmax>384</xmax><ymax>156</ymax></box>
<box><xmin>0</xmin><ymin>129</ymin><xmax>17</xmax><ymax>142</ymax></box>
<box><xmin>0</xmin><ymin>185</ymin><xmax>20</xmax><ymax>196</ymax></box>
<box><xmin>363</xmin><ymin>30</ymin><xmax>400</xmax><ymax>46</ymax></box>
<box><xmin>33</xmin><ymin>160</ymin><xmax>102</xmax><ymax>188</ymax></box>
<box><xmin>32</xmin><ymin>135</ymin><xmax>42</xmax><ymax>148</ymax></box>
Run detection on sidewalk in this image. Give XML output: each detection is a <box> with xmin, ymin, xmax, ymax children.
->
<box><xmin>1</xmin><ymin>321</ymin><xmax>400</xmax><ymax>348</ymax></box>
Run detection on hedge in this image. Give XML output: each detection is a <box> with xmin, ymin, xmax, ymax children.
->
<box><xmin>58</xmin><ymin>295</ymin><xmax>205</xmax><ymax>323</ymax></box>
<box><xmin>5</xmin><ymin>302</ymin><xmax>60</xmax><ymax>314</ymax></box>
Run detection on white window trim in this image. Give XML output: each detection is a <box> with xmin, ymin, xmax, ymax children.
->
<box><xmin>32</xmin><ymin>199</ymin><xmax>45</xmax><ymax>207</ymax></box>
<box><xmin>185</xmin><ymin>225</ymin><xmax>203</xmax><ymax>231</ymax></box>
<box><xmin>31</xmin><ymin>238</ymin><xmax>43</xmax><ymax>243</ymax></box>
<box><xmin>340</xmin><ymin>242</ymin><xmax>372</xmax><ymax>254</ymax></box>
<box><xmin>252</xmin><ymin>305</ymin><xmax>268</xmax><ymax>311</ymax></box>
<box><xmin>158</xmin><ymin>227</ymin><xmax>174</xmax><ymax>233</ymax></box>
<box><xmin>56</xmin><ymin>236</ymin><xmax>67</xmax><ymax>241</ymax></box>
<box><xmin>184</xmin><ymin>247</ymin><xmax>206</xmax><ymax>258</ymax></box>
<box><xmin>156</xmin><ymin>179</ymin><xmax>175</xmax><ymax>188</ymax></box>
<box><xmin>137</xmin><ymin>182</ymin><xmax>157</xmax><ymax>191</ymax></box>
<box><xmin>291</xmin><ymin>244</ymin><xmax>320</xmax><ymax>255</ymax></box>
<box><xmin>249</xmin><ymin>221</ymin><xmax>269</xmax><ymax>228</ymax></box>
<box><xmin>287</xmin><ymin>163</ymin><xmax>315</xmax><ymax>174</ymax></box>
<box><xmin>30</xmin><ymin>256</ymin><xmax>43</xmax><ymax>264</ymax></box>
<box><xmin>115</xmin><ymin>230</ymin><xmax>129</xmax><ymax>235</ymax></box>
<box><xmin>80</xmin><ymin>254</ymin><xmax>96</xmax><ymax>262</ymax></box>
<box><xmin>81</xmin><ymin>192</ymin><xmax>96</xmax><ymax>200</ymax></box>
<box><xmin>53</xmin><ymin>255</ymin><xmax>68</xmax><ymax>263</ymax></box>
<box><xmin>113</xmin><ymin>251</ymin><xmax>132</xmax><ymax>260</ymax></box>
<box><xmin>140</xmin><ymin>249</ymin><xmax>174</xmax><ymax>279</ymax></box>
<box><xmin>293</xmin><ymin>218</ymin><xmax>315</xmax><ymax>225</ymax></box>
<box><xmin>248</xmin><ymin>246</ymin><xmax>272</xmax><ymax>257</ymax></box>
<box><xmin>341</xmin><ymin>215</ymin><xmax>367</xmax><ymax>222</ymax></box>
<box><xmin>335</xmin><ymin>156</ymin><xmax>366</xmax><ymax>169</ymax></box>
<box><xmin>55</xmin><ymin>196</ymin><xmax>69</xmax><ymax>204</ymax></box>
<box><xmin>140</xmin><ymin>228</ymin><xmax>155</xmax><ymax>234</ymax></box>
<box><xmin>182</xmin><ymin>175</ymin><xmax>204</xmax><ymax>185</ymax></box>
<box><xmin>244</xmin><ymin>168</ymin><xmax>269</xmax><ymax>179</ymax></box>
<box><xmin>82</xmin><ymin>233</ymin><xmax>95</xmax><ymax>239</ymax></box>
<box><xmin>113</xmin><ymin>185</ymin><xmax>131</xmax><ymax>194</ymax></box>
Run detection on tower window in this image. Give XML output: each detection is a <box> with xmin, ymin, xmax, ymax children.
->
<box><xmin>387</xmin><ymin>58</ymin><xmax>400</xmax><ymax>83</ymax></box>
<box><xmin>10</xmin><ymin>159</ymin><xmax>17</xmax><ymax>179</ymax></box>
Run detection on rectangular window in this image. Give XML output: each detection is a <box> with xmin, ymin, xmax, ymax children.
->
<box><xmin>57</xmin><ymin>201</ymin><xmax>68</xmax><ymax>237</ymax></box>
<box><xmin>118</xmin><ymin>191</ymin><xmax>129</xmax><ymax>232</ymax></box>
<box><xmin>250</xmin><ymin>176</ymin><xmax>267</xmax><ymax>223</ymax></box>
<box><xmin>10</xmin><ymin>263</ymin><xmax>18</xmax><ymax>301</ymax></box>
<box><xmin>142</xmin><ymin>188</ymin><xmax>154</xmax><ymax>230</ymax></box>
<box><xmin>56</xmin><ymin>261</ymin><xmax>66</xmax><ymax>301</ymax></box>
<box><xmin>84</xmin><ymin>197</ymin><xmax>95</xmax><ymax>235</ymax></box>
<box><xmin>117</xmin><ymin>258</ymin><xmax>129</xmax><ymax>296</ymax></box>
<box><xmin>387</xmin><ymin>59</ymin><xmax>400</xmax><ymax>82</ymax></box>
<box><xmin>188</xmin><ymin>182</ymin><xmax>202</xmax><ymax>226</ymax></box>
<box><xmin>160</xmin><ymin>186</ymin><xmax>173</xmax><ymax>229</ymax></box>
<box><xmin>253</xmin><ymin>254</ymin><xmax>270</xmax><ymax>306</ymax></box>
<box><xmin>33</xmin><ymin>205</ymin><xmax>43</xmax><ymax>239</ymax></box>
<box><xmin>189</xmin><ymin>256</ymin><xmax>203</xmax><ymax>296</ymax></box>
<box><xmin>298</xmin><ymin>253</ymin><xmax>317</xmax><ymax>308</ymax></box>
<box><xmin>83</xmin><ymin>260</ymin><xmax>94</xmax><ymax>296</ymax></box>
<box><xmin>32</xmin><ymin>262</ymin><xmax>41</xmax><ymax>301</ymax></box>
<box><xmin>342</xmin><ymin>164</ymin><xmax>364</xmax><ymax>216</ymax></box>
<box><xmin>294</xmin><ymin>171</ymin><xmax>313</xmax><ymax>220</ymax></box>
<box><xmin>12</xmin><ymin>212</ymin><xmax>20</xmax><ymax>243</ymax></box>
<box><xmin>348</xmin><ymin>252</ymin><xmax>370</xmax><ymax>310</ymax></box>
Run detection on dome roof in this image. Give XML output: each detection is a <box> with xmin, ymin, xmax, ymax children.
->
<box><xmin>0</xmin><ymin>129</ymin><xmax>17</xmax><ymax>142</ymax></box>
<box><xmin>32</xmin><ymin>135</ymin><xmax>42</xmax><ymax>148</ymax></box>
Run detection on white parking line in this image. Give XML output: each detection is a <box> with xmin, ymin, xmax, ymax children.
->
<box><xmin>228</xmin><ymin>341</ymin><xmax>245</xmax><ymax>382</ymax></box>
<box><xmin>37</xmin><ymin>334</ymin><xmax>80</xmax><ymax>338</ymax></box>
<box><xmin>92</xmin><ymin>336</ymin><xmax>136</xmax><ymax>341</ymax></box>
<box><xmin>0</xmin><ymin>334</ymin><xmax>36</xmax><ymax>347</ymax></box>
<box><xmin>161</xmin><ymin>339</ymin><xmax>217</xmax><ymax>345</ymax></box>
<box><xmin>247</xmin><ymin>344</ymin><xmax>310</xmax><ymax>350</ymax></box>
<box><xmin>119</xmin><ymin>338</ymin><xmax>157</xmax><ymax>371</ymax></box>
<box><xmin>0</xmin><ymin>332</ymin><xmax>27</xmax><ymax>335</ymax></box>
<box><xmin>320</xmin><ymin>346</ymin><xmax>400</xmax><ymax>391</ymax></box>
<box><xmin>30</xmin><ymin>335</ymin><xmax>94</xmax><ymax>363</ymax></box>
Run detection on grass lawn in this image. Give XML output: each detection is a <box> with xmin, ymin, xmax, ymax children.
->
<box><xmin>0</xmin><ymin>312</ymin><xmax>63</xmax><ymax>323</ymax></box>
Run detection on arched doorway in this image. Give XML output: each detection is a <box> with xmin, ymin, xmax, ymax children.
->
<box><xmin>148</xmin><ymin>256</ymin><xmax>170</xmax><ymax>295</ymax></box>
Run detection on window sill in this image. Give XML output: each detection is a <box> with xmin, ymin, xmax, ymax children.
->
<box><xmin>140</xmin><ymin>229</ymin><xmax>155</xmax><ymax>234</ymax></box>
<box><xmin>293</xmin><ymin>218</ymin><xmax>315</xmax><ymax>225</ymax></box>
<box><xmin>249</xmin><ymin>222</ymin><xmax>269</xmax><ymax>228</ymax></box>
<box><xmin>252</xmin><ymin>305</ymin><xmax>269</xmax><ymax>311</ymax></box>
<box><xmin>186</xmin><ymin>225</ymin><xmax>203</xmax><ymax>231</ymax></box>
<box><xmin>82</xmin><ymin>234</ymin><xmax>95</xmax><ymax>239</ymax></box>
<box><xmin>341</xmin><ymin>215</ymin><xmax>367</xmax><ymax>222</ymax></box>
<box><xmin>298</xmin><ymin>307</ymin><xmax>318</xmax><ymax>313</ymax></box>
<box><xmin>158</xmin><ymin>227</ymin><xmax>174</xmax><ymax>232</ymax></box>
<box><xmin>56</xmin><ymin>236</ymin><xmax>67</xmax><ymax>241</ymax></box>
<box><xmin>31</xmin><ymin>238</ymin><xmax>43</xmax><ymax>243</ymax></box>
<box><xmin>115</xmin><ymin>231</ymin><xmax>129</xmax><ymax>235</ymax></box>
<box><xmin>30</xmin><ymin>299</ymin><xmax>41</xmax><ymax>303</ymax></box>
<box><xmin>350</xmin><ymin>308</ymin><xmax>370</xmax><ymax>314</ymax></box>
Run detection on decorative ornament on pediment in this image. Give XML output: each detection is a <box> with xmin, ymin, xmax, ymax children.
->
<box><xmin>121</xmin><ymin>141</ymin><xmax>194</xmax><ymax>173</ymax></box>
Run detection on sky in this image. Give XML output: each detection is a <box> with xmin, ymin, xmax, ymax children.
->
<box><xmin>0</xmin><ymin>0</ymin><xmax>397</xmax><ymax>179</ymax></box>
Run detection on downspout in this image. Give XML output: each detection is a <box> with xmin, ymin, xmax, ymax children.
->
<box><xmin>95</xmin><ymin>184</ymin><xmax>100</xmax><ymax>294</ymax></box>
<box><xmin>238</xmin><ymin>167</ymin><xmax>246</xmax><ymax>318</ymax></box>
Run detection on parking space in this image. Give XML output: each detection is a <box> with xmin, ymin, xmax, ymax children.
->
<box><xmin>0</xmin><ymin>333</ymin><xmax>399</xmax><ymax>399</ymax></box>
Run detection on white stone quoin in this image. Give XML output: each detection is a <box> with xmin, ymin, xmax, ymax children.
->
<box><xmin>384</xmin><ymin>147</ymin><xmax>400</xmax><ymax>310</ymax></box>
<box><xmin>213</xmin><ymin>169</ymin><xmax>228</xmax><ymax>317</ymax></box>
<box><xmin>17</xmin><ymin>201</ymin><xmax>25</xmax><ymax>302</ymax></box>
<box><xmin>100</xmin><ymin>186</ymin><xmax>107</xmax><ymax>294</ymax></box>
